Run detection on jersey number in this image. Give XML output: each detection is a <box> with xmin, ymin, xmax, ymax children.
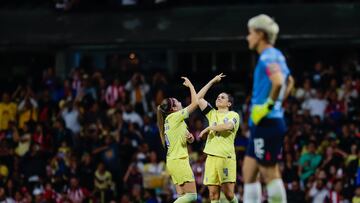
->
<box><xmin>254</xmin><ymin>138</ymin><xmax>264</xmax><ymax>159</ymax></box>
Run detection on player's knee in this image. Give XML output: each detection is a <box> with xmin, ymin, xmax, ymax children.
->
<box><xmin>209</xmin><ymin>191</ymin><xmax>220</xmax><ymax>200</ymax></box>
<box><xmin>224</xmin><ymin>190</ymin><xmax>234</xmax><ymax>200</ymax></box>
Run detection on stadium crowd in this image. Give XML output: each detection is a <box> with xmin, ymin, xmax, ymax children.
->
<box><xmin>0</xmin><ymin>56</ymin><xmax>360</xmax><ymax>203</ymax></box>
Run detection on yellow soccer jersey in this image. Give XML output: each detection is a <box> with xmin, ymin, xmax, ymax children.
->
<box><xmin>164</xmin><ymin>108</ymin><xmax>189</xmax><ymax>160</ymax></box>
<box><xmin>203</xmin><ymin>107</ymin><xmax>240</xmax><ymax>159</ymax></box>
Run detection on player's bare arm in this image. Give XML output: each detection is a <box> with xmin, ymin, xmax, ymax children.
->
<box><xmin>284</xmin><ymin>75</ymin><xmax>295</xmax><ymax>100</ymax></box>
<box><xmin>182</xmin><ymin>76</ymin><xmax>198</xmax><ymax>113</ymax></box>
<box><xmin>197</xmin><ymin>73</ymin><xmax>226</xmax><ymax>110</ymax></box>
<box><xmin>268</xmin><ymin>64</ymin><xmax>284</xmax><ymax>101</ymax></box>
<box><xmin>198</xmin><ymin>122</ymin><xmax>234</xmax><ymax>138</ymax></box>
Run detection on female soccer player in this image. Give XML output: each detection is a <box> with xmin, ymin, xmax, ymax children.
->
<box><xmin>243</xmin><ymin>14</ymin><xmax>294</xmax><ymax>203</ymax></box>
<box><xmin>157</xmin><ymin>77</ymin><xmax>198</xmax><ymax>203</ymax></box>
<box><xmin>197</xmin><ymin>73</ymin><xmax>240</xmax><ymax>203</ymax></box>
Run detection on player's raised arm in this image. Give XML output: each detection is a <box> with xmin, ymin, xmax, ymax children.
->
<box><xmin>181</xmin><ymin>77</ymin><xmax>198</xmax><ymax>114</ymax></box>
<box><xmin>197</xmin><ymin>73</ymin><xmax>226</xmax><ymax>110</ymax></box>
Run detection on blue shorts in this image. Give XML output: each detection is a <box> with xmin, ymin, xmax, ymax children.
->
<box><xmin>246</xmin><ymin>118</ymin><xmax>286</xmax><ymax>165</ymax></box>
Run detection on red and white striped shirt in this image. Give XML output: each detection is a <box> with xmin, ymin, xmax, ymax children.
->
<box><xmin>105</xmin><ymin>85</ymin><xmax>125</xmax><ymax>107</ymax></box>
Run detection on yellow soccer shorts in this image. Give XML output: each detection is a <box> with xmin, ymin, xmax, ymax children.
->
<box><xmin>167</xmin><ymin>157</ymin><xmax>195</xmax><ymax>185</ymax></box>
<box><xmin>203</xmin><ymin>155</ymin><xmax>236</xmax><ymax>185</ymax></box>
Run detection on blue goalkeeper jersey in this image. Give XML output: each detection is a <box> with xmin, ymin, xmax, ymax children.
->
<box><xmin>250</xmin><ymin>47</ymin><xmax>290</xmax><ymax>122</ymax></box>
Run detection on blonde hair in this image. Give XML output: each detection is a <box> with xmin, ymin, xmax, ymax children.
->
<box><xmin>248</xmin><ymin>14</ymin><xmax>279</xmax><ymax>45</ymax></box>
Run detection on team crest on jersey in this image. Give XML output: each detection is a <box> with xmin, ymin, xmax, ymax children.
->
<box><xmin>232</xmin><ymin>118</ymin><xmax>237</xmax><ymax>124</ymax></box>
<box><xmin>223</xmin><ymin>118</ymin><xmax>228</xmax><ymax>123</ymax></box>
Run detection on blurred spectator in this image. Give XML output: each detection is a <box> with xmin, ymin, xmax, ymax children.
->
<box><xmin>327</xmin><ymin>180</ymin><xmax>346</xmax><ymax>203</ymax></box>
<box><xmin>142</xmin><ymin>114</ymin><xmax>161</xmax><ymax>154</ymax></box>
<box><xmin>141</xmin><ymin>151</ymin><xmax>165</xmax><ymax>189</ymax></box>
<box><xmin>105</xmin><ymin>78</ymin><xmax>126</xmax><ymax>108</ymax></box>
<box><xmin>83</xmin><ymin>102</ymin><xmax>107</xmax><ymax>125</ymax></box>
<box><xmin>123</xmin><ymin>163</ymin><xmax>143</xmax><ymax>191</ymax></box>
<box><xmin>14</xmin><ymin>123</ymin><xmax>32</xmax><ymax>157</ymax></box>
<box><xmin>125</xmin><ymin>73</ymin><xmax>150</xmax><ymax>115</ymax></box>
<box><xmin>0</xmin><ymin>186</ymin><xmax>15</xmax><ymax>203</ymax></box>
<box><xmin>52</xmin><ymin>118</ymin><xmax>73</xmax><ymax>148</ymax></box>
<box><xmin>38</xmin><ymin>90</ymin><xmax>56</xmax><ymax>124</ymax></box>
<box><xmin>43</xmin><ymin>181</ymin><xmax>59</xmax><ymax>202</ymax></box>
<box><xmin>33</xmin><ymin>123</ymin><xmax>52</xmax><ymax>153</ymax></box>
<box><xmin>92</xmin><ymin>135</ymin><xmax>120</xmax><ymax>174</ymax></box>
<box><xmin>309</xmin><ymin>178</ymin><xmax>329</xmax><ymax>203</ymax></box>
<box><xmin>144</xmin><ymin>189</ymin><xmax>158</xmax><ymax>203</ymax></box>
<box><xmin>130</xmin><ymin>184</ymin><xmax>144</xmax><ymax>203</ymax></box>
<box><xmin>295</xmin><ymin>78</ymin><xmax>316</xmax><ymax>101</ymax></box>
<box><xmin>339</xmin><ymin>125</ymin><xmax>355</xmax><ymax>154</ymax></box>
<box><xmin>338</xmin><ymin>76</ymin><xmax>358</xmax><ymax>102</ymax></box>
<box><xmin>60</xmin><ymin>100</ymin><xmax>81</xmax><ymax>135</ymax></box>
<box><xmin>311</xmin><ymin>61</ymin><xmax>325</xmax><ymax>88</ymax></box>
<box><xmin>56</xmin><ymin>79</ymin><xmax>76</xmax><ymax>102</ymax></box>
<box><xmin>123</xmin><ymin>105</ymin><xmax>144</xmax><ymax>128</ymax></box>
<box><xmin>71</xmin><ymin>69</ymin><xmax>83</xmax><ymax>95</ymax></box>
<box><xmin>0</xmin><ymin>93</ymin><xmax>17</xmax><ymax>131</ymax></box>
<box><xmin>299</xmin><ymin>141</ymin><xmax>322</xmax><ymax>182</ymax></box>
<box><xmin>286</xmin><ymin>180</ymin><xmax>305</xmax><ymax>203</ymax></box>
<box><xmin>282</xmin><ymin>153</ymin><xmax>299</xmax><ymax>184</ymax></box>
<box><xmin>17</xmin><ymin>95</ymin><xmax>38</xmax><ymax>130</ymax></box>
<box><xmin>325</xmin><ymin>91</ymin><xmax>346</xmax><ymax>121</ymax></box>
<box><xmin>0</xmin><ymin>165</ymin><xmax>9</xmax><ymax>186</ymax></box>
<box><xmin>94</xmin><ymin>162</ymin><xmax>114</xmax><ymax>202</ymax></box>
<box><xmin>78</xmin><ymin>74</ymin><xmax>97</xmax><ymax>108</ymax></box>
<box><xmin>302</xmin><ymin>89</ymin><xmax>328</xmax><ymax>119</ymax></box>
<box><xmin>319</xmin><ymin>146</ymin><xmax>346</xmax><ymax>179</ymax></box>
<box><xmin>79</xmin><ymin>152</ymin><xmax>95</xmax><ymax>190</ymax></box>
<box><xmin>21</xmin><ymin>143</ymin><xmax>47</xmax><ymax>178</ymax></box>
<box><xmin>66</xmin><ymin>177</ymin><xmax>90</xmax><ymax>203</ymax></box>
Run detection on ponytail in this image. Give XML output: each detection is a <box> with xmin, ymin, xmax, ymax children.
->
<box><xmin>156</xmin><ymin>98</ymin><xmax>175</xmax><ymax>147</ymax></box>
<box><xmin>157</xmin><ymin>106</ymin><xmax>166</xmax><ymax>147</ymax></box>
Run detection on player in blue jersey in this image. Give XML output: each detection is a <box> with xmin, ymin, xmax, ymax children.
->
<box><xmin>242</xmin><ymin>14</ymin><xmax>295</xmax><ymax>203</ymax></box>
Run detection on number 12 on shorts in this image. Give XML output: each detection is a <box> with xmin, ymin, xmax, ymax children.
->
<box><xmin>254</xmin><ymin>138</ymin><xmax>265</xmax><ymax>159</ymax></box>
